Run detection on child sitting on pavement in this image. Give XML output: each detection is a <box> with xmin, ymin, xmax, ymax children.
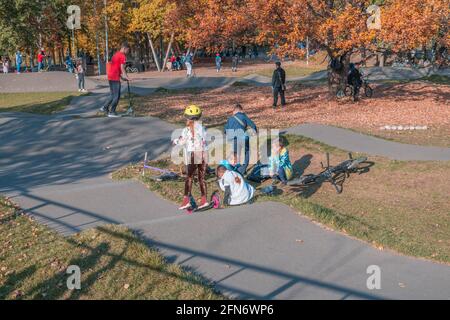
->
<box><xmin>219</xmin><ymin>152</ymin><xmax>244</xmax><ymax>174</ymax></box>
<box><xmin>269</xmin><ymin>138</ymin><xmax>293</xmax><ymax>185</ymax></box>
<box><xmin>216</xmin><ymin>165</ymin><xmax>255</xmax><ymax>206</ymax></box>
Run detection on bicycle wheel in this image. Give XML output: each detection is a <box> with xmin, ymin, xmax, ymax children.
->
<box><xmin>346</xmin><ymin>157</ymin><xmax>368</xmax><ymax>170</ymax></box>
<box><xmin>288</xmin><ymin>174</ymin><xmax>319</xmax><ymax>186</ymax></box>
<box><xmin>344</xmin><ymin>85</ymin><xmax>353</xmax><ymax>97</ymax></box>
<box><xmin>364</xmin><ymin>85</ymin><xmax>373</xmax><ymax>98</ymax></box>
<box><xmin>336</xmin><ymin>90</ymin><xmax>345</xmax><ymax>99</ymax></box>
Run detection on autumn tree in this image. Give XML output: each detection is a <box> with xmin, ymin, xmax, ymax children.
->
<box><xmin>0</xmin><ymin>0</ymin><xmax>71</xmax><ymax>65</ymax></box>
<box><xmin>183</xmin><ymin>0</ymin><xmax>257</xmax><ymax>53</ymax></box>
<box><xmin>380</xmin><ymin>0</ymin><xmax>449</xmax><ymax>57</ymax></box>
<box><xmin>130</xmin><ymin>0</ymin><xmax>176</xmax><ymax>71</ymax></box>
<box><xmin>248</xmin><ymin>0</ymin><xmax>379</xmax><ymax>93</ymax></box>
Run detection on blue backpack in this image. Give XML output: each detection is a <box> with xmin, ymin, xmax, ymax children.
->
<box><xmin>247</xmin><ymin>163</ymin><xmax>271</xmax><ymax>183</ymax></box>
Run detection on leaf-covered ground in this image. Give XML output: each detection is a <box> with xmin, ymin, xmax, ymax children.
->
<box><xmin>124</xmin><ymin>80</ymin><xmax>450</xmax><ymax>147</ymax></box>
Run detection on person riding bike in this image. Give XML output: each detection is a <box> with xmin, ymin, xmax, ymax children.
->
<box><xmin>347</xmin><ymin>63</ymin><xmax>363</xmax><ymax>101</ymax></box>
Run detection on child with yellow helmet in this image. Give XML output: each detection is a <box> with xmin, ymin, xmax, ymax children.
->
<box><xmin>173</xmin><ymin>105</ymin><xmax>209</xmax><ymax>210</ymax></box>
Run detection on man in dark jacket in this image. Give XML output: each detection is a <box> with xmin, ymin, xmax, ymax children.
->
<box><xmin>272</xmin><ymin>61</ymin><xmax>286</xmax><ymax>108</ymax></box>
<box><xmin>224</xmin><ymin>104</ymin><xmax>258</xmax><ymax>174</ymax></box>
<box><xmin>347</xmin><ymin>63</ymin><xmax>363</xmax><ymax>101</ymax></box>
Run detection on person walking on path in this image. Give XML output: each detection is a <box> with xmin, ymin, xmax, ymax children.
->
<box><xmin>2</xmin><ymin>58</ymin><xmax>9</xmax><ymax>74</ymax></box>
<box><xmin>75</xmin><ymin>58</ymin><xmax>87</xmax><ymax>93</ymax></box>
<box><xmin>224</xmin><ymin>104</ymin><xmax>258</xmax><ymax>175</ymax></box>
<box><xmin>185</xmin><ymin>52</ymin><xmax>194</xmax><ymax>77</ymax></box>
<box><xmin>173</xmin><ymin>105</ymin><xmax>209</xmax><ymax>210</ymax></box>
<box><xmin>65</xmin><ymin>54</ymin><xmax>74</xmax><ymax>73</ymax></box>
<box><xmin>169</xmin><ymin>55</ymin><xmax>177</xmax><ymax>71</ymax></box>
<box><xmin>37</xmin><ymin>49</ymin><xmax>45</xmax><ymax>72</ymax></box>
<box><xmin>15</xmin><ymin>51</ymin><xmax>22</xmax><ymax>74</ymax></box>
<box><xmin>100</xmin><ymin>42</ymin><xmax>131</xmax><ymax>118</ymax></box>
<box><xmin>272</xmin><ymin>61</ymin><xmax>287</xmax><ymax>108</ymax></box>
<box><xmin>231</xmin><ymin>54</ymin><xmax>239</xmax><ymax>72</ymax></box>
<box><xmin>215</xmin><ymin>53</ymin><xmax>222</xmax><ymax>72</ymax></box>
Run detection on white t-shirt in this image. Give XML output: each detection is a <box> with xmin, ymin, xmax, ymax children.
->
<box><xmin>219</xmin><ymin>170</ymin><xmax>255</xmax><ymax>206</ymax></box>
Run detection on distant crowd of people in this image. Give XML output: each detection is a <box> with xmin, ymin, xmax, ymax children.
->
<box><xmin>166</xmin><ymin>52</ymin><xmax>198</xmax><ymax>77</ymax></box>
<box><xmin>1</xmin><ymin>49</ymin><xmax>55</xmax><ymax>74</ymax></box>
<box><xmin>166</xmin><ymin>52</ymin><xmax>242</xmax><ymax>76</ymax></box>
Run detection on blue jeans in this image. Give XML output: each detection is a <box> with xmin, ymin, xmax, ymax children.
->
<box><xmin>16</xmin><ymin>63</ymin><xmax>21</xmax><ymax>73</ymax></box>
<box><xmin>103</xmin><ymin>80</ymin><xmax>121</xmax><ymax>113</ymax></box>
<box><xmin>77</xmin><ymin>73</ymin><xmax>85</xmax><ymax>90</ymax></box>
<box><xmin>232</xmin><ymin>136</ymin><xmax>250</xmax><ymax>174</ymax></box>
<box><xmin>38</xmin><ymin>62</ymin><xmax>43</xmax><ymax>71</ymax></box>
<box><xmin>277</xmin><ymin>167</ymin><xmax>288</xmax><ymax>183</ymax></box>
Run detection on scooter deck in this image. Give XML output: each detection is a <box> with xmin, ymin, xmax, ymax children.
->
<box><xmin>186</xmin><ymin>202</ymin><xmax>215</xmax><ymax>214</ymax></box>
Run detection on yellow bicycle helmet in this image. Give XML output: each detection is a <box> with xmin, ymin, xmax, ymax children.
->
<box><xmin>184</xmin><ymin>105</ymin><xmax>202</xmax><ymax>119</ymax></box>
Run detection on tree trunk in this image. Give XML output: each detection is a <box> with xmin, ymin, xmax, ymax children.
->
<box><xmin>29</xmin><ymin>48</ymin><xmax>34</xmax><ymax>68</ymax></box>
<box><xmin>361</xmin><ymin>47</ymin><xmax>366</xmax><ymax>67</ymax></box>
<box><xmin>147</xmin><ymin>33</ymin><xmax>161</xmax><ymax>71</ymax></box>
<box><xmin>327</xmin><ymin>53</ymin><xmax>350</xmax><ymax>97</ymax></box>
<box><xmin>51</xmin><ymin>48</ymin><xmax>56</xmax><ymax>66</ymax></box>
<box><xmin>161</xmin><ymin>32</ymin><xmax>175</xmax><ymax>72</ymax></box>
<box><xmin>379</xmin><ymin>52</ymin><xmax>385</xmax><ymax>67</ymax></box>
<box><xmin>174</xmin><ymin>41</ymin><xmax>182</xmax><ymax>56</ymax></box>
<box><xmin>159</xmin><ymin>36</ymin><xmax>164</xmax><ymax>68</ymax></box>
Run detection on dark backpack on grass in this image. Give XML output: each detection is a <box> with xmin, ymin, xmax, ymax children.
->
<box><xmin>247</xmin><ymin>163</ymin><xmax>271</xmax><ymax>183</ymax></box>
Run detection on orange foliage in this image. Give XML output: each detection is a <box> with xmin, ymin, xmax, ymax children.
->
<box><xmin>380</xmin><ymin>0</ymin><xmax>449</xmax><ymax>51</ymax></box>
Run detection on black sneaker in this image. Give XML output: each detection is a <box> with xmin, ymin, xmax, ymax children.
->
<box><xmin>108</xmin><ymin>112</ymin><xmax>121</xmax><ymax>118</ymax></box>
<box><xmin>99</xmin><ymin>107</ymin><xmax>108</xmax><ymax>113</ymax></box>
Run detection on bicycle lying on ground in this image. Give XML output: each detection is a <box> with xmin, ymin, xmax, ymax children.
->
<box><xmin>288</xmin><ymin>153</ymin><xmax>373</xmax><ymax>194</ymax></box>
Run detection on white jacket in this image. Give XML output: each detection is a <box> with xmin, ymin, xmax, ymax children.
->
<box><xmin>173</xmin><ymin>121</ymin><xmax>207</xmax><ymax>153</ymax></box>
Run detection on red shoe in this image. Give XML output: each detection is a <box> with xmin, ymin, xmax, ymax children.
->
<box><xmin>197</xmin><ymin>196</ymin><xmax>209</xmax><ymax>209</ymax></box>
<box><xmin>178</xmin><ymin>196</ymin><xmax>191</xmax><ymax>210</ymax></box>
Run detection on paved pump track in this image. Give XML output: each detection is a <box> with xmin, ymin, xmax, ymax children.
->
<box><xmin>1</xmin><ymin>72</ymin><xmax>449</xmax><ymax>299</ymax></box>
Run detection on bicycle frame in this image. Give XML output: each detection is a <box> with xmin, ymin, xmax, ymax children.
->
<box><xmin>289</xmin><ymin>153</ymin><xmax>369</xmax><ymax>194</ymax></box>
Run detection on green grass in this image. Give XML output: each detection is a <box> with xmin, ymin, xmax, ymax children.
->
<box><xmin>255</xmin><ymin>65</ymin><xmax>325</xmax><ymax>79</ymax></box>
<box><xmin>113</xmin><ymin>135</ymin><xmax>450</xmax><ymax>264</ymax></box>
<box><xmin>374</xmin><ymin>75</ymin><xmax>450</xmax><ymax>86</ymax></box>
<box><xmin>0</xmin><ymin>197</ymin><xmax>222</xmax><ymax>300</ymax></box>
<box><xmin>420</xmin><ymin>75</ymin><xmax>450</xmax><ymax>85</ymax></box>
<box><xmin>0</xmin><ymin>92</ymin><xmax>81</xmax><ymax>115</ymax></box>
<box><xmin>153</xmin><ymin>87</ymin><xmax>203</xmax><ymax>94</ymax></box>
